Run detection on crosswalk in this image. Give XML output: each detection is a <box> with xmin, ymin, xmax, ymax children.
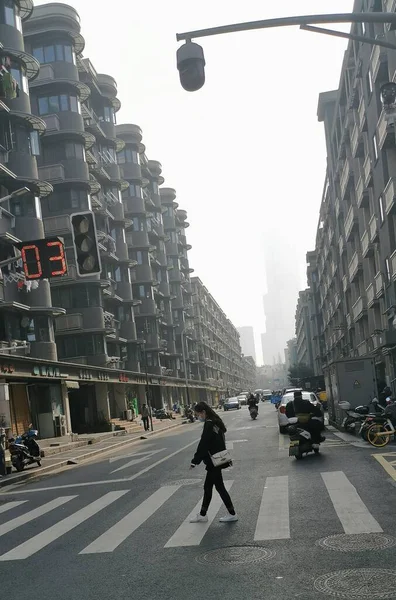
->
<box><xmin>0</xmin><ymin>470</ymin><xmax>384</xmax><ymax>561</ymax></box>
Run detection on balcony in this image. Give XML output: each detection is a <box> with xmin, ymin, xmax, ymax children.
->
<box><xmin>363</xmin><ymin>154</ymin><xmax>372</xmax><ymax>188</ymax></box>
<box><xmin>339</xmin><ymin>236</ymin><xmax>345</xmax><ymax>256</ymax></box>
<box><xmin>370</xmin><ymin>37</ymin><xmax>387</xmax><ymax>81</ymax></box>
<box><xmin>55</xmin><ymin>314</ymin><xmax>83</xmax><ymax>332</ymax></box>
<box><xmin>352</xmin><ymin>296</ymin><xmax>367</xmax><ymax>322</ymax></box>
<box><xmin>350</xmin><ymin>123</ymin><xmax>360</xmax><ymax>157</ymax></box>
<box><xmin>346</xmin><ymin>313</ymin><xmax>353</xmax><ymax>329</ymax></box>
<box><xmin>344</xmin><ymin>205</ymin><xmax>358</xmax><ymax>241</ymax></box>
<box><xmin>384</xmin><ymin>177</ymin><xmax>396</xmax><ymax>215</ymax></box>
<box><xmin>349</xmin><ymin>251</ymin><xmax>362</xmax><ymax>282</ymax></box>
<box><xmin>367</xmin><ymin>282</ymin><xmax>375</xmax><ymax>308</ymax></box>
<box><xmin>38</xmin><ymin>164</ymin><xmax>65</xmax><ymax>183</ymax></box>
<box><xmin>342</xmin><ymin>274</ymin><xmax>349</xmax><ymax>292</ymax></box>
<box><xmin>384</xmin><ymin>0</ymin><xmax>396</xmax><ymax>12</ymax></box>
<box><xmin>374</xmin><ymin>271</ymin><xmax>385</xmax><ymax>298</ymax></box>
<box><xmin>357</xmin><ymin>340</ymin><xmax>368</xmax><ymax>357</ymax></box>
<box><xmin>358</xmin><ymin>97</ymin><xmax>367</xmax><ymax>132</ymax></box>
<box><xmin>378</xmin><ymin>110</ymin><xmax>394</xmax><ymax>150</ymax></box>
<box><xmin>391</xmin><ymin>250</ymin><xmax>396</xmax><ymax>281</ymax></box>
<box><xmin>335</xmin><ymin>197</ymin><xmax>341</xmax><ymax>220</ymax></box>
<box><xmin>369</xmin><ymin>214</ymin><xmax>378</xmax><ymax>243</ymax></box>
<box><xmin>340</xmin><ymin>159</ymin><xmax>352</xmax><ymax>198</ymax></box>
<box><xmin>355</xmin><ymin>176</ymin><xmax>368</xmax><ymax>208</ymax></box>
<box><xmin>361</xmin><ymin>228</ymin><xmax>374</xmax><ymax>259</ymax></box>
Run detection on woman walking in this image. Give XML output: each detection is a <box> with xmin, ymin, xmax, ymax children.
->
<box><xmin>189</xmin><ymin>401</ymin><xmax>238</xmax><ymax>523</ymax></box>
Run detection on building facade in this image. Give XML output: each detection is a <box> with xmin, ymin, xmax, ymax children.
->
<box><xmin>304</xmin><ymin>0</ymin><xmax>396</xmax><ymax>390</ymax></box>
<box><xmin>295</xmin><ymin>289</ymin><xmax>314</xmax><ymax>372</ymax></box>
<box><xmin>237</xmin><ymin>326</ymin><xmax>256</xmax><ymax>364</ymax></box>
<box><xmin>284</xmin><ymin>338</ymin><xmax>298</xmax><ymax>372</ymax></box>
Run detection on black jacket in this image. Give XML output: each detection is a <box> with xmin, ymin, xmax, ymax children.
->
<box><xmin>191</xmin><ymin>419</ymin><xmax>227</xmax><ymax>470</ymax></box>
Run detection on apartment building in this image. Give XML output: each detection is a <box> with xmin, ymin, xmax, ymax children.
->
<box><xmin>295</xmin><ymin>290</ymin><xmax>314</xmax><ymax>372</ymax></box>
<box><xmin>306</xmin><ymin>0</ymin><xmax>396</xmax><ymax>388</ymax></box>
<box><xmin>191</xmin><ymin>277</ymin><xmax>256</xmax><ymax>399</ymax></box>
<box><xmin>284</xmin><ymin>338</ymin><xmax>298</xmax><ymax>372</ymax></box>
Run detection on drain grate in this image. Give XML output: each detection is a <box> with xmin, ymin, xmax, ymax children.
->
<box><xmin>316</xmin><ymin>533</ymin><xmax>396</xmax><ymax>553</ymax></box>
<box><xmin>314</xmin><ymin>569</ymin><xmax>396</xmax><ymax>598</ymax></box>
<box><xmin>166</xmin><ymin>479</ymin><xmax>201</xmax><ymax>486</ymax></box>
<box><xmin>196</xmin><ymin>545</ymin><xmax>275</xmax><ymax>566</ymax></box>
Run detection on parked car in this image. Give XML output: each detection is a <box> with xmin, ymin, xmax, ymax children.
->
<box><xmin>277</xmin><ymin>391</ymin><xmax>323</xmax><ymax>433</ymax></box>
<box><xmin>224</xmin><ymin>397</ymin><xmax>241</xmax><ymax>411</ymax></box>
<box><xmin>237</xmin><ymin>394</ymin><xmax>248</xmax><ymax>405</ymax></box>
<box><xmin>262</xmin><ymin>389</ymin><xmax>272</xmax><ymax>401</ymax></box>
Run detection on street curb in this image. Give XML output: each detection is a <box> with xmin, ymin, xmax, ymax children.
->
<box><xmin>0</xmin><ymin>420</ymin><xmax>185</xmax><ymax>489</ymax></box>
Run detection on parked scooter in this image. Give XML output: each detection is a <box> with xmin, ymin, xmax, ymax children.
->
<box><xmin>8</xmin><ymin>428</ymin><xmax>41</xmax><ymax>472</ymax></box>
<box><xmin>287</xmin><ymin>417</ymin><xmax>325</xmax><ymax>460</ymax></box>
<box><xmin>339</xmin><ymin>398</ymin><xmax>383</xmax><ymax>434</ymax></box>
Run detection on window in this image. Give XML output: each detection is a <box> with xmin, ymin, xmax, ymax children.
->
<box><xmin>38</xmin><ymin>94</ymin><xmax>79</xmax><ymax>115</ymax></box>
<box><xmin>162</xmin><ymin>205</ymin><xmax>173</xmax><ymax>217</ymax></box>
<box><xmin>386</xmin><ymin>258</ymin><xmax>391</xmax><ymax>282</ymax></box>
<box><xmin>131</xmin><ymin>217</ymin><xmax>145</xmax><ymax>232</ymax></box>
<box><xmin>48</xmin><ymin>189</ymin><xmax>90</xmax><ymax>212</ymax></box>
<box><xmin>33</xmin><ymin>44</ymin><xmax>75</xmax><ymax>64</ymax></box>
<box><xmin>30</xmin><ymin>131</ymin><xmax>40</xmax><ymax>156</ymax></box>
<box><xmin>10</xmin><ymin>64</ymin><xmax>28</xmax><ymax>94</ymax></box>
<box><xmin>152</xmin><ymin>181</ymin><xmax>159</xmax><ymax>195</ymax></box>
<box><xmin>100</xmin><ymin>106</ymin><xmax>116</xmax><ymax>124</ymax></box>
<box><xmin>51</xmin><ymin>286</ymin><xmax>101</xmax><ymax>309</ymax></box>
<box><xmin>133</xmin><ymin>284</ymin><xmax>152</xmax><ymax>299</ymax></box>
<box><xmin>23</xmin><ymin>317</ymin><xmax>53</xmax><ymax>343</ymax></box>
<box><xmin>65</xmin><ymin>142</ymin><xmax>85</xmax><ymax>160</ymax></box>
<box><xmin>57</xmin><ymin>334</ymin><xmax>105</xmax><ymax>359</ymax></box>
<box><xmin>11</xmin><ymin>195</ymin><xmax>41</xmax><ymax>218</ymax></box>
<box><xmin>379</xmin><ymin>195</ymin><xmax>385</xmax><ymax>223</ymax></box>
<box><xmin>130</xmin><ymin>250</ymin><xmax>144</xmax><ymax>264</ymax></box>
<box><xmin>126</xmin><ymin>184</ymin><xmax>142</xmax><ymax>198</ymax></box>
<box><xmin>118</xmin><ymin>147</ymin><xmax>140</xmax><ymax>164</ymax></box>
<box><xmin>3</xmin><ymin>0</ymin><xmax>21</xmax><ymax>31</ymax></box>
<box><xmin>169</xmin><ymin>231</ymin><xmax>177</xmax><ymax>244</ymax></box>
<box><xmin>373</xmin><ymin>134</ymin><xmax>378</xmax><ymax>161</ymax></box>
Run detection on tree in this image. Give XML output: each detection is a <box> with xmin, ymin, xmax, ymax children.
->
<box><xmin>288</xmin><ymin>363</ymin><xmax>314</xmax><ymax>386</ymax></box>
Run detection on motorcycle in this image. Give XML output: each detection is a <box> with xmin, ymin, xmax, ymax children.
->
<box><xmin>339</xmin><ymin>399</ymin><xmax>382</xmax><ymax>434</ymax></box>
<box><xmin>287</xmin><ymin>417</ymin><xmax>325</xmax><ymax>460</ymax></box>
<box><xmin>249</xmin><ymin>407</ymin><xmax>258</xmax><ymax>420</ymax></box>
<box><xmin>8</xmin><ymin>428</ymin><xmax>41</xmax><ymax>472</ymax></box>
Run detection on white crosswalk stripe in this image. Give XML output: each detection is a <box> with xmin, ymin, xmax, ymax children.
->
<box><xmin>164</xmin><ymin>481</ymin><xmax>234</xmax><ymax>548</ymax></box>
<box><xmin>80</xmin><ymin>486</ymin><xmax>181</xmax><ymax>554</ymax></box>
<box><xmin>0</xmin><ymin>491</ymin><xmax>127</xmax><ymax>561</ymax></box>
<box><xmin>0</xmin><ymin>501</ymin><xmax>27</xmax><ymax>515</ymax></box>
<box><xmin>321</xmin><ymin>471</ymin><xmax>383</xmax><ymax>534</ymax></box>
<box><xmin>0</xmin><ymin>470</ymin><xmax>386</xmax><ymax>559</ymax></box>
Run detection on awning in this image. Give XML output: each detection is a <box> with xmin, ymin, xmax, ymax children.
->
<box><xmin>66</xmin><ymin>381</ymin><xmax>79</xmax><ymax>390</ymax></box>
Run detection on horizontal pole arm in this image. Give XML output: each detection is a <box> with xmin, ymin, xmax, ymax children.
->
<box><xmin>300</xmin><ymin>24</ymin><xmax>396</xmax><ymax>50</ymax></box>
<box><xmin>176</xmin><ymin>12</ymin><xmax>396</xmax><ymax>42</ymax></box>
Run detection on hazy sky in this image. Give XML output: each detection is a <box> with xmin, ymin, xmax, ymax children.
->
<box><xmin>37</xmin><ymin>0</ymin><xmax>354</xmax><ymax>362</ymax></box>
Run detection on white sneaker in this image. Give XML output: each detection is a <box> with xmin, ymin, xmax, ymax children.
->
<box><xmin>189</xmin><ymin>514</ymin><xmax>208</xmax><ymax>523</ymax></box>
<box><xmin>219</xmin><ymin>514</ymin><xmax>238</xmax><ymax>523</ymax></box>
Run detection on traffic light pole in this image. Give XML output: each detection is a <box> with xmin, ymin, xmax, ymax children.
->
<box><xmin>177</xmin><ymin>12</ymin><xmax>396</xmax><ymax>43</ymax></box>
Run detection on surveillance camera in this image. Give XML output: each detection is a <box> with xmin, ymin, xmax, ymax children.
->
<box><xmin>177</xmin><ymin>41</ymin><xmax>206</xmax><ymax>92</ymax></box>
<box><xmin>380</xmin><ymin>82</ymin><xmax>396</xmax><ymax>108</ymax></box>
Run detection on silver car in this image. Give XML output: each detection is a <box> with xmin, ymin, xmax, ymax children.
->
<box><xmin>278</xmin><ymin>391</ymin><xmax>323</xmax><ymax>433</ymax></box>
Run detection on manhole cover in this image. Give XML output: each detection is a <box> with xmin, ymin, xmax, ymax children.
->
<box><xmin>196</xmin><ymin>545</ymin><xmax>275</xmax><ymax>566</ymax></box>
<box><xmin>316</xmin><ymin>533</ymin><xmax>396</xmax><ymax>552</ymax></box>
<box><xmin>314</xmin><ymin>569</ymin><xmax>396</xmax><ymax>598</ymax></box>
<box><xmin>167</xmin><ymin>479</ymin><xmax>201</xmax><ymax>486</ymax></box>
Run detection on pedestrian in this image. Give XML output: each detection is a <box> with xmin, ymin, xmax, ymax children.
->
<box><xmin>141</xmin><ymin>404</ymin><xmax>150</xmax><ymax>431</ymax></box>
<box><xmin>189</xmin><ymin>401</ymin><xmax>238</xmax><ymax>523</ymax></box>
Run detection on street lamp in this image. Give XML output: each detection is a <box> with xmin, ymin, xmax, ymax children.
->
<box><xmin>0</xmin><ymin>186</ymin><xmax>30</xmax><ymax>204</ymax></box>
<box><xmin>176</xmin><ymin>12</ymin><xmax>396</xmax><ymax>91</ymax></box>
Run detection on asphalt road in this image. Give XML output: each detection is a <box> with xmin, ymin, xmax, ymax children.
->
<box><xmin>1</xmin><ymin>402</ymin><xmax>396</xmax><ymax>600</ymax></box>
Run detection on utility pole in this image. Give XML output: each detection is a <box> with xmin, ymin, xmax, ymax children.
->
<box><xmin>180</xmin><ymin>328</ymin><xmax>191</xmax><ymax>407</ymax></box>
<box><xmin>142</xmin><ymin>319</ymin><xmax>154</xmax><ymax>432</ymax></box>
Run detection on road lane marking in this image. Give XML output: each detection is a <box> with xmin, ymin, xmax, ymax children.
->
<box><xmin>3</xmin><ymin>439</ymin><xmax>199</xmax><ymax>494</ymax></box>
<box><xmin>254</xmin><ymin>476</ymin><xmax>290</xmax><ymax>541</ymax></box>
<box><xmin>0</xmin><ymin>491</ymin><xmax>128</xmax><ymax>561</ymax></box>
<box><xmin>80</xmin><ymin>486</ymin><xmax>180</xmax><ymax>554</ymax></box>
<box><xmin>0</xmin><ymin>500</ymin><xmax>27</xmax><ymax>514</ymax></box>
<box><xmin>226</xmin><ymin>442</ymin><xmax>234</xmax><ymax>450</ymax></box>
<box><xmin>321</xmin><ymin>471</ymin><xmax>382</xmax><ymax>534</ymax></box>
<box><xmin>164</xmin><ymin>481</ymin><xmax>234</xmax><ymax>548</ymax></box>
<box><xmin>108</xmin><ymin>449</ymin><xmax>155</xmax><ymax>463</ymax></box>
<box><xmin>372</xmin><ymin>452</ymin><xmax>396</xmax><ymax>482</ymax></box>
<box><xmin>0</xmin><ymin>496</ymin><xmax>76</xmax><ymax>537</ymax></box>
<box><xmin>110</xmin><ymin>449</ymin><xmax>166</xmax><ymax>473</ymax></box>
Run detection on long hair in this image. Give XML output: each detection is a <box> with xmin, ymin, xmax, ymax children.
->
<box><xmin>194</xmin><ymin>401</ymin><xmax>226</xmax><ymax>432</ymax></box>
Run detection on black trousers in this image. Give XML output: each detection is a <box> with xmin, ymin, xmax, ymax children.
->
<box><xmin>200</xmin><ymin>468</ymin><xmax>234</xmax><ymax>516</ymax></box>
<box><xmin>142</xmin><ymin>416</ymin><xmax>149</xmax><ymax>431</ymax></box>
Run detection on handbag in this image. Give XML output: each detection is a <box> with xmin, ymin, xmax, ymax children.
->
<box><xmin>209</xmin><ymin>448</ymin><xmax>232</xmax><ymax>468</ymax></box>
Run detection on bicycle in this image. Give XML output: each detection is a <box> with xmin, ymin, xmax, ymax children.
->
<box><xmin>366</xmin><ymin>418</ymin><xmax>396</xmax><ymax>448</ymax></box>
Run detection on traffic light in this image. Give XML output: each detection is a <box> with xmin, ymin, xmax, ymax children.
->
<box><xmin>70</xmin><ymin>211</ymin><xmax>101</xmax><ymax>277</ymax></box>
<box><xmin>177</xmin><ymin>41</ymin><xmax>206</xmax><ymax>92</ymax></box>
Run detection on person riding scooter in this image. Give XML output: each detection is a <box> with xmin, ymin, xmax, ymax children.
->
<box><xmin>247</xmin><ymin>393</ymin><xmax>259</xmax><ymax>415</ymax></box>
<box><xmin>285</xmin><ymin>391</ymin><xmax>323</xmax><ymax>445</ymax></box>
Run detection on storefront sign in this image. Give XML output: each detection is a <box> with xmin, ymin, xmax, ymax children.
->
<box><xmin>32</xmin><ymin>365</ymin><xmax>61</xmax><ymax>377</ymax></box>
<box><xmin>79</xmin><ymin>369</ymin><xmax>109</xmax><ymax>382</ymax></box>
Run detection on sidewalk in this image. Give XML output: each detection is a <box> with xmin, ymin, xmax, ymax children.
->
<box><xmin>0</xmin><ymin>416</ymin><xmax>186</xmax><ymax>489</ymax></box>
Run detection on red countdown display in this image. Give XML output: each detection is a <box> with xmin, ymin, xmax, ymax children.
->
<box><xmin>15</xmin><ymin>237</ymin><xmax>68</xmax><ymax>280</ymax></box>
